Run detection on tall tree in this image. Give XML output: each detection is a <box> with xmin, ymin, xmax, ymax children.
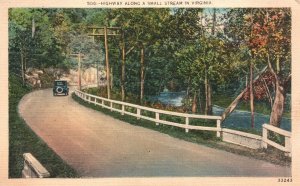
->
<box><xmin>173</xmin><ymin>9</ymin><xmax>229</xmax><ymax>114</ymax></box>
<box><xmin>112</xmin><ymin>9</ymin><xmax>170</xmax><ymax>104</ymax></box>
<box><xmin>9</xmin><ymin>9</ymin><xmax>59</xmax><ymax>82</ymax></box>
<box><xmin>168</xmin><ymin>9</ymin><xmax>203</xmax><ymax>112</ymax></box>
<box><xmin>251</xmin><ymin>9</ymin><xmax>291</xmax><ymax>127</ymax></box>
<box><xmin>225</xmin><ymin>8</ymin><xmax>291</xmax><ymax>127</ymax></box>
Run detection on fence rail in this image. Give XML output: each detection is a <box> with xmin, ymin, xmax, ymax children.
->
<box><xmin>74</xmin><ymin>89</ymin><xmax>291</xmax><ymax>156</ymax></box>
<box><xmin>75</xmin><ymin>89</ymin><xmax>222</xmax><ymax>136</ymax></box>
<box><xmin>262</xmin><ymin>124</ymin><xmax>291</xmax><ymax>156</ymax></box>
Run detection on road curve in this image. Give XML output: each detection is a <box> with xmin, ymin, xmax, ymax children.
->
<box><xmin>18</xmin><ymin>89</ymin><xmax>290</xmax><ymax>177</ymax></box>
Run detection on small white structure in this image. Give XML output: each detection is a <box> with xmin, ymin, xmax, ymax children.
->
<box><xmin>22</xmin><ymin>153</ymin><xmax>50</xmax><ymax>178</ymax></box>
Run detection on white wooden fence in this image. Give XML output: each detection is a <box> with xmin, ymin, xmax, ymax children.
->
<box><xmin>262</xmin><ymin>124</ymin><xmax>291</xmax><ymax>156</ymax></box>
<box><xmin>74</xmin><ymin>89</ymin><xmax>222</xmax><ymax>136</ymax></box>
<box><xmin>74</xmin><ymin>89</ymin><xmax>291</xmax><ymax>156</ymax></box>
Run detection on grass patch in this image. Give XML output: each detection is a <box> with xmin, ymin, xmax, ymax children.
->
<box><xmin>268</xmin><ymin>131</ymin><xmax>285</xmax><ymax>146</ymax></box>
<box><xmin>9</xmin><ymin>75</ymin><xmax>79</xmax><ymax>178</ymax></box>
<box><xmin>222</xmin><ymin>126</ymin><xmax>262</xmax><ymax>135</ymax></box>
<box><xmin>141</xmin><ymin>110</ymin><xmax>155</xmax><ymax>118</ymax></box>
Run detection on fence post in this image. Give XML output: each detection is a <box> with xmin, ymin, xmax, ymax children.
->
<box><xmin>216</xmin><ymin>119</ymin><xmax>221</xmax><ymax>138</ymax></box>
<box><xmin>285</xmin><ymin>136</ymin><xmax>291</xmax><ymax>156</ymax></box>
<box><xmin>22</xmin><ymin>153</ymin><xmax>50</xmax><ymax>178</ymax></box>
<box><xmin>110</xmin><ymin>102</ymin><xmax>113</xmax><ymax>111</ymax></box>
<box><xmin>262</xmin><ymin>124</ymin><xmax>268</xmax><ymax>148</ymax></box>
<box><xmin>156</xmin><ymin>112</ymin><xmax>159</xmax><ymax>125</ymax></box>
<box><xmin>94</xmin><ymin>98</ymin><xmax>97</xmax><ymax>105</ymax></box>
<box><xmin>137</xmin><ymin>108</ymin><xmax>141</xmax><ymax>120</ymax></box>
<box><xmin>121</xmin><ymin>105</ymin><xmax>125</xmax><ymax>115</ymax></box>
<box><xmin>185</xmin><ymin>117</ymin><xmax>189</xmax><ymax>133</ymax></box>
<box><xmin>101</xmin><ymin>100</ymin><xmax>104</xmax><ymax>108</ymax></box>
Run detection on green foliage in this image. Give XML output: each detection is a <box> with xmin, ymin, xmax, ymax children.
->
<box><xmin>225</xmin><ymin>8</ymin><xmax>291</xmax><ymax>78</ymax></box>
<box><xmin>268</xmin><ymin>131</ymin><xmax>285</xmax><ymax>146</ymax></box>
<box><xmin>9</xmin><ymin>9</ymin><xmax>62</xmax><ymax>73</ymax></box>
<box><xmin>67</xmin><ymin>34</ymin><xmax>103</xmax><ymax>69</ymax></box>
<box><xmin>9</xmin><ymin>75</ymin><xmax>78</xmax><ymax>178</ymax></box>
<box><xmin>224</xmin><ymin>8</ymin><xmax>291</xmax><ymax>127</ymax></box>
<box><xmin>9</xmin><ymin>8</ymin><xmax>291</xmax><ymax>127</ymax></box>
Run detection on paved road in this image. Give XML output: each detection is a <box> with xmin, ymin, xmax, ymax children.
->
<box><xmin>18</xmin><ymin>89</ymin><xmax>291</xmax><ymax>177</ymax></box>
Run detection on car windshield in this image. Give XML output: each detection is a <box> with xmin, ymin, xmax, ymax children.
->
<box><xmin>54</xmin><ymin>81</ymin><xmax>67</xmax><ymax>86</ymax></box>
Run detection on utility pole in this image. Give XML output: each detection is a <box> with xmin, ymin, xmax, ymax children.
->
<box><xmin>121</xmin><ymin>30</ymin><xmax>126</xmax><ymax>101</ymax></box>
<box><xmin>212</xmin><ymin>8</ymin><xmax>216</xmax><ymax>36</ymax></box>
<box><xmin>205</xmin><ymin>8</ymin><xmax>216</xmax><ymax>115</ymax></box>
<box><xmin>70</xmin><ymin>53</ymin><xmax>84</xmax><ymax>90</ymax></box>
<box><xmin>249</xmin><ymin>8</ymin><xmax>255</xmax><ymax>128</ymax></box>
<box><xmin>89</xmin><ymin>28</ymin><xmax>99</xmax><ymax>88</ymax></box>
<box><xmin>104</xmin><ymin>26</ymin><xmax>111</xmax><ymax>99</ymax></box>
<box><xmin>88</xmin><ymin>26</ymin><xmax>121</xmax><ymax>99</ymax></box>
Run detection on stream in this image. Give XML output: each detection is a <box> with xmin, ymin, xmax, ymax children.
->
<box><xmin>148</xmin><ymin>92</ymin><xmax>291</xmax><ymax>132</ymax></box>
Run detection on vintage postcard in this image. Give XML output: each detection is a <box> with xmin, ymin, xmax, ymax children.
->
<box><xmin>0</xmin><ymin>0</ymin><xmax>299</xmax><ymax>185</ymax></box>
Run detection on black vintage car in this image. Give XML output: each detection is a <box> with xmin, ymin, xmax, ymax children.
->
<box><xmin>53</xmin><ymin>80</ymin><xmax>69</xmax><ymax>96</ymax></box>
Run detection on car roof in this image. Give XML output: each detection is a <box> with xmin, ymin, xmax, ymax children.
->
<box><xmin>55</xmin><ymin>80</ymin><xmax>67</xmax><ymax>82</ymax></box>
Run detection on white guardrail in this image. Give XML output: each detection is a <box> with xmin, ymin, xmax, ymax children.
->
<box><xmin>262</xmin><ymin>124</ymin><xmax>291</xmax><ymax>156</ymax></box>
<box><xmin>75</xmin><ymin>89</ymin><xmax>222</xmax><ymax>136</ymax></box>
<box><xmin>22</xmin><ymin>153</ymin><xmax>50</xmax><ymax>178</ymax></box>
<box><xmin>74</xmin><ymin>89</ymin><xmax>291</xmax><ymax>157</ymax></box>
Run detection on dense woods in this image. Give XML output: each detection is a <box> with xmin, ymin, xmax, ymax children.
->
<box><xmin>9</xmin><ymin>8</ymin><xmax>291</xmax><ymax>128</ymax></box>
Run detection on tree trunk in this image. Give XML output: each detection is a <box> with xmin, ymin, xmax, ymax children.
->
<box><xmin>262</xmin><ymin>77</ymin><xmax>273</xmax><ymax>108</ymax></box>
<box><xmin>192</xmin><ymin>91</ymin><xmax>197</xmax><ymax>113</ymax></box>
<box><xmin>212</xmin><ymin>8</ymin><xmax>216</xmax><ymax>36</ymax></box>
<box><xmin>24</xmin><ymin>53</ymin><xmax>27</xmax><ymax>72</ymax></box>
<box><xmin>78</xmin><ymin>53</ymin><xmax>82</xmax><ymax>90</ymax></box>
<box><xmin>96</xmin><ymin>56</ymin><xmax>99</xmax><ymax>87</ymax></box>
<box><xmin>269</xmin><ymin>80</ymin><xmax>286</xmax><ymax>127</ymax></box>
<box><xmin>121</xmin><ymin>32</ymin><xmax>126</xmax><ymax>101</ymax></box>
<box><xmin>104</xmin><ymin>26</ymin><xmax>111</xmax><ymax>99</ymax></box>
<box><xmin>110</xmin><ymin>66</ymin><xmax>113</xmax><ymax>90</ymax></box>
<box><xmin>140</xmin><ymin>46</ymin><xmax>145</xmax><ymax>104</ymax></box>
<box><xmin>186</xmin><ymin>77</ymin><xmax>191</xmax><ymax>97</ymax></box>
<box><xmin>250</xmin><ymin>61</ymin><xmax>255</xmax><ymax>128</ymax></box>
<box><xmin>20</xmin><ymin>49</ymin><xmax>25</xmax><ymax>85</ymax></box>
<box><xmin>205</xmin><ymin>69</ymin><xmax>212</xmax><ymax>115</ymax></box>
<box><xmin>204</xmin><ymin>8</ymin><xmax>215</xmax><ymax>116</ymax></box>
<box><xmin>198</xmin><ymin>87</ymin><xmax>202</xmax><ymax>113</ymax></box>
<box><xmin>221</xmin><ymin>66</ymin><xmax>268</xmax><ymax>121</ymax></box>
